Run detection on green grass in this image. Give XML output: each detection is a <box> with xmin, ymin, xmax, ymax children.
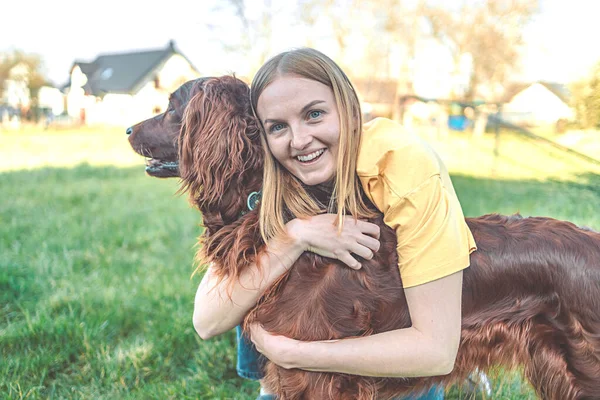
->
<box><xmin>424</xmin><ymin>129</ymin><xmax>600</xmax><ymax>183</ymax></box>
<box><xmin>0</xmin><ymin>126</ymin><xmax>141</xmax><ymax>172</ymax></box>
<box><xmin>0</xmin><ymin>165</ymin><xmax>259</xmax><ymax>399</ymax></box>
<box><xmin>1</xmin><ymin>127</ymin><xmax>599</xmax><ymax>399</ymax></box>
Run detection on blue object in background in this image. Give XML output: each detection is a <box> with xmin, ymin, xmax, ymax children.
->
<box><xmin>448</xmin><ymin>115</ymin><xmax>469</xmax><ymax>131</ymax></box>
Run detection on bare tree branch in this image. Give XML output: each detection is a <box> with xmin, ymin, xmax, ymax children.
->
<box><xmin>422</xmin><ymin>0</ymin><xmax>539</xmax><ymax>101</ymax></box>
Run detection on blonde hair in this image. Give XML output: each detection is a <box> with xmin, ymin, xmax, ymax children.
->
<box><xmin>250</xmin><ymin>48</ymin><xmax>374</xmax><ymax>242</ymax></box>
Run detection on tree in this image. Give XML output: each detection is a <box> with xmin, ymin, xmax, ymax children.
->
<box><xmin>0</xmin><ymin>50</ymin><xmax>48</xmax><ymax>110</ymax></box>
<box><xmin>422</xmin><ymin>0</ymin><xmax>538</xmax><ymax>101</ymax></box>
<box><xmin>299</xmin><ymin>0</ymin><xmax>367</xmax><ymax>68</ymax></box>
<box><xmin>206</xmin><ymin>0</ymin><xmax>275</xmax><ymax>75</ymax></box>
<box><xmin>0</xmin><ymin>53</ymin><xmax>15</xmax><ymax>97</ymax></box>
<box><xmin>571</xmin><ymin>62</ymin><xmax>600</xmax><ymax>129</ymax></box>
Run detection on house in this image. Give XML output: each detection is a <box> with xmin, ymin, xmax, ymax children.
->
<box><xmin>500</xmin><ymin>81</ymin><xmax>574</xmax><ymax>128</ymax></box>
<box><xmin>38</xmin><ymin>86</ymin><xmax>64</xmax><ymax>116</ymax></box>
<box><xmin>0</xmin><ymin>62</ymin><xmax>31</xmax><ymax>128</ymax></box>
<box><xmin>65</xmin><ymin>40</ymin><xmax>200</xmax><ymax>126</ymax></box>
<box><xmin>1</xmin><ymin>62</ymin><xmax>31</xmax><ymax>111</ymax></box>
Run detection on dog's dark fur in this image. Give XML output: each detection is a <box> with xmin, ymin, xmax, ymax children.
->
<box><xmin>128</xmin><ymin>76</ymin><xmax>600</xmax><ymax>399</ymax></box>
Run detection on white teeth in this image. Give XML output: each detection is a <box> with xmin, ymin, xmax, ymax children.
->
<box><xmin>297</xmin><ymin>149</ymin><xmax>324</xmax><ymax>162</ymax></box>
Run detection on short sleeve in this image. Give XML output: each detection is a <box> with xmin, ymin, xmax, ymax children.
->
<box><xmin>358</xmin><ymin>118</ymin><xmax>477</xmax><ymax>287</ymax></box>
<box><xmin>384</xmin><ymin>174</ymin><xmax>476</xmax><ymax>288</ymax></box>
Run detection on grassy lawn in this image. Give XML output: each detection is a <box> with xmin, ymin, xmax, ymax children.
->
<box><xmin>1</xmin><ymin>126</ymin><xmax>599</xmax><ymax>399</ymax></box>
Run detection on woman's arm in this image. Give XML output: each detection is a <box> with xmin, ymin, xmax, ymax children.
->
<box><xmin>250</xmin><ymin>270</ymin><xmax>463</xmax><ymax>377</ymax></box>
<box><xmin>193</xmin><ymin>230</ymin><xmax>305</xmax><ymax>339</ymax></box>
<box><xmin>193</xmin><ymin>214</ymin><xmax>381</xmax><ymax>339</ymax></box>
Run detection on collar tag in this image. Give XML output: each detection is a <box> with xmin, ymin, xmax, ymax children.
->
<box><xmin>247</xmin><ymin>190</ymin><xmax>262</xmax><ymax>211</ymax></box>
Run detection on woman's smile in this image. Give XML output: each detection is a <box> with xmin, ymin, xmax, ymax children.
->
<box><xmin>295</xmin><ymin>148</ymin><xmax>326</xmax><ymax>164</ymax></box>
<box><xmin>257</xmin><ymin>75</ymin><xmax>341</xmax><ymax>186</ymax></box>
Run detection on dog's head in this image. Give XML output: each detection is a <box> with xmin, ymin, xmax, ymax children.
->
<box><xmin>127</xmin><ymin>75</ymin><xmax>263</xmax><ymax>229</ymax></box>
<box><xmin>127</xmin><ymin>78</ymin><xmax>210</xmax><ymax>178</ymax></box>
<box><xmin>178</xmin><ymin>75</ymin><xmax>263</xmax><ymax>226</ymax></box>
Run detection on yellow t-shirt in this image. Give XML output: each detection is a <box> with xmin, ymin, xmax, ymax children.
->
<box><xmin>357</xmin><ymin>118</ymin><xmax>477</xmax><ymax>288</ymax></box>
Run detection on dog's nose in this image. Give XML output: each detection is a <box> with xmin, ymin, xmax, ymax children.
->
<box><xmin>126</xmin><ymin>127</ymin><xmax>133</xmax><ymax>136</ymax></box>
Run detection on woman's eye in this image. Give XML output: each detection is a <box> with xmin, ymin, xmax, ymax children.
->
<box><xmin>270</xmin><ymin>123</ymin><xmax>285</xmax><ymax>133</ymax></box>
<box><xmin>308</xmin><ymin>110</ymin><xmax>322</xmax><ymax>119</ymax></box>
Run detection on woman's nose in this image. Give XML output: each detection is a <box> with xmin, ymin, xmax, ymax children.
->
<box><xmin>290</xmin><ymin>127</ymin><xmax>312</xmax><ymax>150</ymax></box>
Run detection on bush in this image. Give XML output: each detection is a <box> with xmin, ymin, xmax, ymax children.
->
<box><xmin>571</xmin><ymin>62</ymin><xmax>600</xmax><ymax>129</ymax></box>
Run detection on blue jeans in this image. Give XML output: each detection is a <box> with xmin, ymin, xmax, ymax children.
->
<box><xmin>236</xmin><ymin>326</ymin><xmax>444</xmax><ymax>400</ymax></box>
<box><xmin>236</xmin><ymin>325</ymin><xmax>268</xmax><ymax>380</ymax></box>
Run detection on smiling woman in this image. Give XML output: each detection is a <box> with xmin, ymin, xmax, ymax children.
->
<box><xmin>257</xmin><ymin>76</ymin><xmax>340</xmax><ymax>187</ymax></box>
<box><xmin>192</xmin><ymin>48</ymin><xmax>478</xmax><ymax>400</ymax></box>
<box><xmin>250</xmin><ymin>50</ymin><xmax>374</xmax><ymax>247</ymax></box>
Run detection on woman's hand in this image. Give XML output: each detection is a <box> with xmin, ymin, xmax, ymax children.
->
<box><xmin>286</xmin><ymin>214</ymin><xmax>380</xmax><ymax>269</ymax></box>
<box><xmin>251</xmin><ymin>272</ymin><xmax>464</xmax><ymax>377</ymax></box>
<box><xmin>249</xmin><ymin>323</ymin><xmax>303</xmax><ymax>369</ymax></box>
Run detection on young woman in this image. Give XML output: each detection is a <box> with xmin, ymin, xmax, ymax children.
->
<box><xmin>193</xmin><ymin>48</ymin><xmax>476</xmax><ymax>400</ymax></box>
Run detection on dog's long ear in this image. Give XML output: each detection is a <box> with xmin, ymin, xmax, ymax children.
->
<box><xmin>178</xmin><ymin>76</ymin><xmax>263</xmax><ymax>218</ymax></box>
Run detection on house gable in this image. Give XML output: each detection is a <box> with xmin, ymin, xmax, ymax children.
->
<box><xmin>65</xmin><ymin>41</ymin><xmax>200</xmax><ymax>126</ymax></box>
<box><xmin>538</xmin><ymin>82</ymin><xmax>571</xmax><ymax>105</ymax></box>
<box><xmin>503</xmin><ymin>81</ymin><xmax>571</xmax><ymax>107</ymax></box>
<box><xmin>502</xmin><ymin>82</ymin><xmax>574</xmax><ymax>124</ymax></box>
<box><xmin>153</xmin><ymin>54</ymin><xmax>199</xmax><ymax>92</ymax></box>
<box><xmin>68</xmin><ymin>41</ymin><xmax>199</xmax><ymax>97</ymax></box>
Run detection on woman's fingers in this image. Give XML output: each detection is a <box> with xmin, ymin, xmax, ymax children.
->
<box><xmin>343</xmin><ymin>219</ymin><xmax>380</xmax><ymax>253</ymax></box>
<box><xmin>348</xmin><ymin>242</ymin><xmax>374</xmax><ymax>261</ymax></box>
<box><xmin>298</xmin><ymin>215</ymin><xmax>381</xmax><ymax>266</ymax></box>
<box><xmin>343</xmin><ymin>217</ymin><xmax>380</xmax><ymax>238</ymax></box>
<box><xmin>355</xmin><ymin>234</ymin><xmax>380</xmax><ymax>253</ymax></box>
<box><xmin>356</xmin><ymin>220</ymin><xmax>381</xmax><ymax>239</ymax></box>
<box><xmin>336</xmin><ymin>251</ymin><xmax>362</xmax><ymax>270</ymax></box>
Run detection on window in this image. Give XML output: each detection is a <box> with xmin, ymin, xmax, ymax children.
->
<box><xmin>101</xmin><ymin>68</ymin><xmax>113</xmax><ymax>80</ymax></box>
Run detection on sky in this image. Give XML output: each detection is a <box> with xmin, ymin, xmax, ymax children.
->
<box><xmin>518</xmin><ymin>0</ymin><xmax>600</xmax><ymax>83</ymax></box>
<box><xmin>1</xmin><ymin>0</ymin><xmax>599</xmax><ymax>86</ymax></box>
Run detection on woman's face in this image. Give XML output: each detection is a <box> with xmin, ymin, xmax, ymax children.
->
<box><xmin>256</xmin><ymin>75</ymin><xmax>340</xmax><ymax>186</ymax></box>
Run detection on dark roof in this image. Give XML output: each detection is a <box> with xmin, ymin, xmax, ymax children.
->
<box><xmin>539</xmin><ymin>81</ymin><xmax>571</xmax><ymax>104</ymax></box>
<box><xmin>502</xmin><ymin>81</ymin><xmax>571</xmax><ymax>104</ymax></box>
<box><xmin>501</xmin><ymin>82</ymin><xmax>529</xmax><ymax>103</ymax></box>
<box><xmin>67</xmin><ymin>41</ymin><xmax>198</xmax><ymax>96</ymax></box>
<box><xmin>76</xmin><ymin>62</ymin><xmax>97</xmax><ymax>77</ymax></box>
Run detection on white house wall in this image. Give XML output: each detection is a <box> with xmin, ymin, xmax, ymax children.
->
<box><xmin>67</xmin><ymin>65</ymin><xmax>88</xmax><ymax>120</ymax></box>
<box><xmin>38</xmin><ymin>86</ymin><xmax>65</xmax><ymax>115</ymax></box>
<box><xmin>2</xmin><ymin>63</ymin><xmax>31</xmax><ymax>108</ymax></box>
<box><xmin>90</xmin><ymin>84</ymin><xmax>167</xmax><ymax>127</ymax></box>
<box><xmin>502</xmin><ymin>83</ymin><xmax>574</xmax><ymax>125</ymax></box>
<box><xmin>2</xmin><ymin>79</ymin><xmax>30</xmax><ymax>109</ymax></box>
<box><xmin>133</xmin><ymin>82</ymin><xmax>169</xmax><ymax>120</ymax></box>
<box><xmin>157</xmin><ymin>54</ymin><xmax>199</xmax><ymax>92</ymax></box>
<box><xmin>87</xmin><ymin>93</ymin><xmax>134</xmax><ymax>126</ymax></box>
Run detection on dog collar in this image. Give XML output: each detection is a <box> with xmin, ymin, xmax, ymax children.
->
<box><xmin>239</xmin><ymin>190</ymin><xmax>262</xmax><ymax>218</ymax></box>
<box><xmin>247</xmin><ymin>190</ymin><xmax>262</xmax><ymax>211</ymax></box>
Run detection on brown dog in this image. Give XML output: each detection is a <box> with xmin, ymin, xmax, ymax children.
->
<box><xmin>128</xmin><ymin>76</ymin><xmax>600</xmax><ymax>400</ymax></box>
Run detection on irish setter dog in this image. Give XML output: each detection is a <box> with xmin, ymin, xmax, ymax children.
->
<box><xmin>128</xmin><ymin>76</ymin><xmax>600</xmax><ymax>399</ymax></box>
